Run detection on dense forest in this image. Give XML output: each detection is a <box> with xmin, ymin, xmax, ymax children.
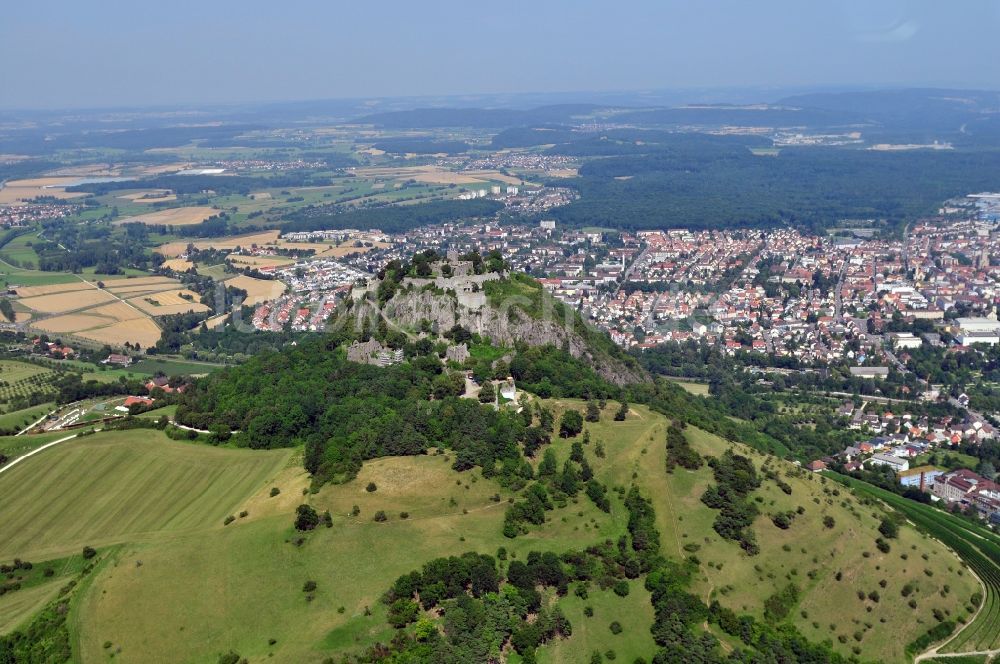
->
<box><xmin>284</xmin><ymin>198</ymin><xmax>503</xmax><ymax>234</ymax></box>
<box><xmin>549</xmin><ymin>142</ymin><xmax>1000</xmax><ymax>231</ymax></box>
<box><xmin>176</xmin><ymin>336</ymin><xmax>531</xmax><ymax>484</ymax></box>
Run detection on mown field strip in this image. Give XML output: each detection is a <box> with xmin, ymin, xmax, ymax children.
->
<box><xmin>0</xmin><ymin>430</ymin><xmax>291</xmax><ymax>560</ymax></box>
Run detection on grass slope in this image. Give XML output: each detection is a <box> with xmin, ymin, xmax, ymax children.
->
<box><xmin>5</xmin><ymin>400</ymin><xmax>979</xmax><ymax>663</ymax></box>
<box><xmin>0</xmin><ymin>430</ymin><xmax>291</xmax><ymax>560</ymax></box>
<box><xmin>833</xmin><ymin>474</ymin><xmax>1000</xmax><ymax>655</ymax></box>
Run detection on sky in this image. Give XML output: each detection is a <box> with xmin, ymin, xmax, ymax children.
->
<box><xmin>1</xmin><ymin>0</ymin><xmax>999</xmax><ymax>109</ymax></box>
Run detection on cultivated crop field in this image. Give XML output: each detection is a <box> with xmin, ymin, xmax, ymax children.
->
<box><xmin>0</xmin><ymin>177</ymin><xmax>88</xmax><ymax>205</ymax></box>
<box><xmin>157</xmin><ymin>230</ymin><xmax>282</xmax><ymax>258</ymax></box>
<box><xmin>225</xmin><ymin>274</ymin><xmax>287</xmax><ymax>305</ymax></box>
<box><xmin>0</xmin><ymin>430</ymin><xmax>291</xmax><ymax>561</ymax></box>
<box><xmin>17</xmin><ymin>275</ymin><xmax>207</xmax><ymax>348</ymax></box>
<box><xmin>0</xmin><ymin>360</ymin><xmax>57</xmax><ymax>407</ymax></box>
<box><xmin>113</xmin><ymin>205</ymin><xmax>218</xmax><ymax>226</ymax></box>
<box><xmin>225</xmin><ymin>253</ymin><xmax>295</xmax><ymax>269</ymax></box>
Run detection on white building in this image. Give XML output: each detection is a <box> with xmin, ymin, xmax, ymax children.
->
<box><xmin>867</xmin><ymin>453</ymin><xmax>909</xmax><ymax>473</ymax></box>
<box><xmin>956</xmin><ymin>317</ymin><xmax>1000</xmax><ymax>334</ymax></box>
<box><xmin>957</xmin><ymin>331</ymin><xmax>1000</xmax><ymax>346</ymax></box>
<box><xmin>890</xmin><ymin>332</ymin><xmax>922</xmax><ymax>349</ymax></box>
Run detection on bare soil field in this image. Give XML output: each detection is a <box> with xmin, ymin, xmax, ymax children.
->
<box><xmin>0</xmin><ymin>178</ymin><xmax>88</xmax><ymax>205</ymax></box>
<box><xmin>17</xmin><ymin>289</ymin><xmax>116</xmax><ymax>314</ymax></box>
<box><xmin>76</xmin><ymin>318</ymin><xmax>163</xmax><ymax>349</ymax></box>
<box><xmin>224</xmin><ymin>275</ymin><xmax>286</xmax><ymax>305</ymax></box>
<box><xmin>157</xmin><ymin>231</ymin><xmax>281</xmax><ymax>258</ymax></box>
<box><xmin>114</xmin><ymin>206</ymin><xmax>217</xmax><ymax>227</ymax></box>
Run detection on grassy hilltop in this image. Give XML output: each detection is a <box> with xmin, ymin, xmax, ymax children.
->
<box><xmin>0</xmin><ymin>401</ymin><xmax>980</xmax><ymax>663</ymax></box>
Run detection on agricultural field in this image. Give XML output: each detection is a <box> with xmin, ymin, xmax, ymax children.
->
<box><xmin>665</xmin><ymin>377</ymin><xmax>710</xmax><ymax>395</ymax></box>
<box><xmin>0</xmin><ymin>177</ymin><xmax>88</xmax><ymax>205</ymax></box>
<box><xmin>351</xmin><ymin>165</ymin><xmax>522</xmax><ymax>187</ymax></box>
<box><xmin>0</xmin><ymin>430</ymin><xmax>69</xmax><ymax>460</ymax></box>
<box><xmin>112</xmin><ymin>205</ymin><xmax>218</xmax><ymax>226</ymax></box>
<box><xmin>226</xmin><ymin>253</ymin><xmax>295</xmax><ymax>269</ymax></box>
<box><xmin>0</xmin><ymin>551</ymin><xmax>92</xmax><ymax>635</ymax></box>
<box><xmin>0</xmin><ymin>360</ymin><xmax>58</xmax><ymax>407</ymax></box>
<box><xmin>0</xmin><ymin>402</ymin><xmax>54</xmax><ymax>433</ymax></box>
<box><xmin>156</xmin><ymin>230</ymin><xmax>283</xmax><ymax>258</ymax></box>
<box><xmin>224</xmin><ymin>274</ymin><xmax>287</xmax><ymax>305</ymax></box>
<box><xmin>127</xmin><ymin>357</ymin><xmax>225</xmax><ymax>376</ymax></box>
<box><xmin>156</xmin><ymin>229</ymin><xmax>380</xmax><ymax>262</ymax></box>
<box><xmin>0</xmin><ymin>232</ymin><xmax>43</xmax><ymax>268</ymax></box>
<box><xmin>0</xmin><ymin>429</ymin><xmax>292</xmax><ymax>561</ymax></box>
<box><xmin>12</xmin><ymin>399</ymin><xmax>968</xmax><ymax>663</ymax></box>
<box><xmin>15</xmin><ymin>275</ymin><xmax>208</xmax><ymax>349</ymax></box>
<box><xmin>115</xmin><ymin>189</ymin><xmax>177</xmax><ymax>204</ymax></box>
<box><xmin>161</xmin><ymin>258</ymin><xmax>194</xmax><ymax>271</ymax></box>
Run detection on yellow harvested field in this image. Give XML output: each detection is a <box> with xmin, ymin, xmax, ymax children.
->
<box><xmin>315</xmin><ymin>246</ymin><xmax>371</xmax><ymax>258</ymax></box>
<box><xmin>547</xmin><ymin>168</ymin><xmax>578</xmax><ymax>178</ymax></box>
<box><xmin>203</xmin><ymin>313</ymin><xmax>228</xmax><ymax>329</ymax></box>
<box><xmin>76</xmin><ymin>318</ymin><xmax>162</xmax><ymax>348</ymax></box>
<box><xmin>100</xmin><ymin>286</ymin><xmax>175</xmax><ymax>298</ymax></box>
<box><xmin>226</xmin><ymin>254</ymin><xmax>294</xmax><ymax>269</ymax></box>
<box><xmin>13</xmin><ymin>282</ymin><xmax>93</xmax><ymax>298</ymax></box>
<box><xmin>157</xmin><ymin>231</ymin><xmax>281</xmax><ymax>258</ymax></box>
<box><xmin>463</xmin><ymin>170</ymin><xmax>526</xmax><ymax>185</ymax></box>
<box><xmin>114</xmin><ymin>206</ymin><xmax>217</xmax><ymax>227</ymax></box>
<box><xmin>162</xmin><ymin>258</ymin><xmax>194</xmax><ymax>271</ymax></box>
<box><xmin>19</xmin><ymin>275</ymin><xmax>200</xmax><ymax>348</ymax></box>
<box><xmin>141</xmin><ymin>289</ymin><xmax>202</xmax><ymax>306</ymax></box>
<box><xmin>18</xmin><ymin>289</ymin><xmax>116</xmax><ymax>314</ymax></box>
<box><xmin>132</xmin><ymin>302</ymin><xmax>210</xmax><ymax>316</ymax></box>
<box><xmin>103</xmin><ymin>276</ymin><xmax>177</xmax><ymax>288</ymax></box>
<box><xmin>0</xmin><ymin>178</ymin><xmax>88</xmax><ymax>205</ymax></box>
<box><xmin>128</xmin><ymin>289</ymin><xmax>208</xmax><ymax>316</ymax></box>
<box><xmin>225</xmin><ymin>275</ymin><xmax>286</xmax><ymax>305</ymax></box>
<box><xmin>87</xmin><ymin>301</ymin><xmax>145</xmax><ymax>322</ymax></box>
<box><xmin>353</xmin><ymin>165</ymin><xmax>486</xmax><ymax>185</ymax></box>
<box><xmin>33</xmin><ymin>313</ymin><xmax>117</xmax><ymax>334</ymax></box>
<box><xmin>116</xmin><ymin>190</ymin><xmax>178</xmax><ymax>204</ymax></box>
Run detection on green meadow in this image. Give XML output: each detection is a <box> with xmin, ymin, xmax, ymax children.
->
<box><xmin>0</xmin><ymin>401</ymin><xmax>982</xmax><ymax>663</ymax></box>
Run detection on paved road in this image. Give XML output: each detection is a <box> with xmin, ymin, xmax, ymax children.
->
<box><xmin>0</xmin><ymin>433</ymin><xmax>78</xmax><ymax>476</ymax></box>
<box><xmin>833</xmin><ymin>255</ymin><xmax>848</xmax><ymax>320</ymax></box>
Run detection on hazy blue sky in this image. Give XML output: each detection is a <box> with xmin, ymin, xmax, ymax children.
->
<box><xmin>2</xmin><ymin>0</ymin><xmax>999</xmax><ymax>109</ymax></box>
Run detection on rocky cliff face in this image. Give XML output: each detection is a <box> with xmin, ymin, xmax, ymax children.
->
<box><xmin>364</xmin><ymin>288</ymin><xmax>647</xmax><ymax>386</ymax></box>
